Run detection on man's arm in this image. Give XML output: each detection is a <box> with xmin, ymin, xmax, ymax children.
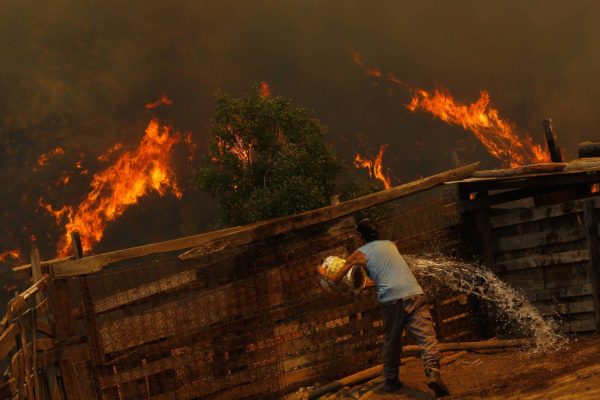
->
<box><xmin>330</xmin><ymin>250</ymin><xmax>367</xmax><ymax>283</ymax></box>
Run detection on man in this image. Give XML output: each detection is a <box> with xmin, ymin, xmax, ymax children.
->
<box><xmin>318</xmin><ymin>219</ymin><xmax>449</xmax><ymax>397</ymax></box>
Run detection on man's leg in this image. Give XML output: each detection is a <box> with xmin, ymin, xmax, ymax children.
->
<box><xmin>380</xmin><ymin>299</ymin><xmax>405</xmax><ymax>388</ymax></box>
<box><xmin>403</xmin><ymin>297</ymin><xmax>440</xmax><ymax>369</ymax></box>
<box><xmin>404</xmin><ymin>296</ymin><xmax>449</xmax><ymax>397</ymax></box>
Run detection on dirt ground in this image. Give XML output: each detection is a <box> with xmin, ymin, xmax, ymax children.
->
<box><xmin>315</xmin><ymin>335</ymin><xmax>600</xmax><ymax>400</ymax></box>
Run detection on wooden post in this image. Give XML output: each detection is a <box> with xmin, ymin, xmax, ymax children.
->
<box><xmin>31</xmin><ymin>308</ymin><xmax>42</xmax><ymax>400</ymax></box>
<box><xmin>31</xmin><ymin>247</ymin><xmax>43</xmax><ymax>306</ymax></box>
<box><xmin>72</xmin><ymin>232</ymin><xmax>103</xmax><ymax>399</ymax></box>
<box><xmin>18</xmin><ymin>313</ymin><xmax>34</xmax><ymax>400</ymax></box>
<box><xmin>584</xmin><ymin>199</ymin><xmax>600</xmax><ymax>332</ymax></box>
<box><xmin>542</xmin><ymin>118</ymin><xmax>564</xmax><ymax>162</ymax></box>
<box><xmin>70</xmin><ymin>232</ymin><xmax>84</xmax><ymax>259</ymax></box>
<box><xmin>32</xmin><ymin>246</ymin><xmax>59</xmax><ymax>400</ymax></box>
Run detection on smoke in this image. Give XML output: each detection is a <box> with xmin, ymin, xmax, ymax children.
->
<box><xmin>1</xmin><ymin>0</ymin><xmax>600</xmax><ymax>267</ymax></box>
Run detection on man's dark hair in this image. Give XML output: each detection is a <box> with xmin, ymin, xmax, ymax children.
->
<box><xmin>356</xmin><ymin>218</ymin><xmax>379</xmax><ymax>242</ymax></box>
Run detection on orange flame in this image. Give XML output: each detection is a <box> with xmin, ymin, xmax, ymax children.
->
<box><xmin>212</xmin><ymin>127</ymin><xmax>254</xmax><ymax>166</ymax></box>
<box><xmin>365</xmin><ymin>68</ymin><xmax>382</xmax><ymax>78</ymax></box>
<box><xmin>259</xmin><ymin>82</ymin><xmax>271</xmax><ymax>98</ymax></box>
<box><xmin>407</xmin><ymin>88</ymin><xmax>550</xmax><ymax>167</ymax></box>
<box><xmin>145</xmin><ymin>94</ymin><xmax>173</xmax><ymax>109</ymax></box>
<box><xmin>352</xmin><ymin>51</ymin><xmax>550</xmax><ymax>167</ymax></box>
<box><xmin>184</xmin><ymin>132</ymin><xmax>197</xmax><ymax>162</ymax></box>
<box><xmin>42</xmin><ymin>119</ymin><xmax>182</xmax><ymax>256</ymax></box>
<box><xmin>97</xmin><ymin>143</ymin><xmax>123</xmax><ymax>161</ymax></box>
<box><xmin>36</xmin><ymin>147</ymin><xmax>65</xmax><ymax>168</ymax></box>
<box><xmin>0</xmin><ymin>249</ymin><xmax>22</xmax><ymax>263</ymax></box>
<box><xmin>354</xmin><ymin>145</ymin><xmax>392</xmax><ymax>190</ymax></box>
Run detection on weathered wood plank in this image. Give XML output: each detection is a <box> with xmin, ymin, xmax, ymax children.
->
<box><xmin>496</xmin><ymin>227</ymin><xmax>586</xmax><ymax>252</ymax></box>
<box><xmin>50</xmin><ymin>163</ymin><xmax>479</xmax><ymax>277</ymax></box>
<box><xmin>11</xmin><ymin>256</ymin><xmax>71</xmax><ymax>277</ymax></box>
<box><xmin>525</xmin><ymin>283</ymin><xmax>593</xmax><ymax>302</ymax></box>
<box><xmin>1</xmin><ymin>274</ymin><xmax>50</xmax><ymax>332</ymax></box>
<box><xmin>496</xmin><ymin>249</ymin><xmax>589</xmax><ymax>272</ymax></box>
<box><xmin>490</xmin><ymin>196</ymin><xmax>600</xmax><ymax>228</ymax></box>
<box><xmin>452</xmin><ymin>168</ymin><xmax>600</xmax><ymax>192</ymax></box>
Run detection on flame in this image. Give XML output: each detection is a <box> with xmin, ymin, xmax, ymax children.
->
<box><xmin>365</xmin><ymin>68</ymin><xmax>382</xmax><ymax>78</ymax></box>
<box><xmin>58</xmin><ymin>174</ymin><xmax>71</xmax><ymax>185</ymax></box>
<box><xmin>354</xmin><ymin>145</ymin><xmax>392</xmax><ymax>190</ymax></box>
<box><xmin>145</xmin><ymin>94</ymin><xmax>173</xmax><ymax>109</ymax></box>
<box><xmin>352</xmin><ymin>51</ymin><xmax>550</xmax><ymax>167</ymax></box>
<box><xmin>407</xmin><ymin>88</ymin><xmax>549</xmax><ymax>167</ymax></box>
<box><xmin>42</xmin><ymin>119</ymin><xmax>182</xmax><ymax>256</ymax></box>
<box><xmin>212</xmin><ymin>128</ymin><xmax>254</xmax><ymax>166</ymax></box>
<box><xmin>184</xmin><ymin>132</ymin><xmax>197</xmax><ymax>162</ymax></box>
<box><xmin>97</xmin><ymin>143</ymin><xmax>123</xmax><ymax>161</ymax></box>
<box><xmin>259</xmin><ymin>82</ymin><xmax>271</xmax><ymax>98</ymax></box>
<box><xmin>0</xmin><ymin>249</ymin><xmax>22</xmax><ymax>263</ymax></box>
<box><xmin>36</xmin><ymin>147</ymin><xmax>65</xmax><ymax>169</ymax></box>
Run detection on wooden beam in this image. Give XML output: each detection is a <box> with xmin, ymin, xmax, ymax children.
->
<box><xmin>542</xmin><ymin>118</ymin><xmax>564</xmax><ymax>162</ymax></box>
<box><xmin>31</xmin><ymin>246</ymin><xmax>43</xmax><ymax>306</ymax></box>
<box><xmin>305</xmin><ymin>357</ymin><xmax>417</xmax><ymax>399</ymax></box>
<box><xmin>403</xmin><ymin>338</ymin><xmax>532</xmax><ymax>353</ymax></box>
<box><xmin>1</xmin><ymin>275</ymin><xmax>49</xmax><ymax>333</ymax></box>
<box><xmin>584</xmin><ymin>199</ymin><xmax>600</xmax><ymax>333</ymax></box>
<box><xmin>455</xmin><ymin>169</ymin><xmax>600</xmax><ymax>192</ymax></box>
<box><xmin>49</xmin><ymin>163</ymin><xmax>479</xmax><ymax>278</ymax></box>
<box><xmin>12</xmin><ymin>256</ymin><xmax>70</xmax><ymax>276</ymax></box>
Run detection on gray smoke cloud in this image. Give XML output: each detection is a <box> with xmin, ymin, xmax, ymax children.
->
<box><xmin>1</xmin><ymin>0</ymin><xmax>599</xmax><ymax>268</ymax></box>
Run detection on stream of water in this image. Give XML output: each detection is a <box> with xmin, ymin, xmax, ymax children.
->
<box><xmin>405</xmin><ymin>254</ymin><xmax>568</xmax><ymax>352</ymax></box>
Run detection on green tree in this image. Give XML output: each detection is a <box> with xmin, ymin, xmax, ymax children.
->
<box><xmin>195</xmin><ymin>86</ymin><xmax>342</xmax><ymax>225</ymax></box>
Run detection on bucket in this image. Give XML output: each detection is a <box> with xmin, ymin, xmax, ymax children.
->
<box><xmin>318</xmin><ymin>256</ymin><xmax>372</xmax><ymax>294</ymax></box>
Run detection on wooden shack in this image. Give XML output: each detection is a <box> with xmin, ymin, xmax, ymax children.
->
<box><xmin>454</xmin><ymin>159</ymin><xmax>600</xmax><ymax>334</ymax></box>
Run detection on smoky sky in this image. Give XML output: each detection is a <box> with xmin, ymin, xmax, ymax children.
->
<box><xmin>2</xmin><ymin>0</ymin><xmax>600</xmax><ymax>267</ymax></box>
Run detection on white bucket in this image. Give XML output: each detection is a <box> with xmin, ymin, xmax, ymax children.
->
<box><xmin>318</xmin><ymin>256</ymin><xmax>372</xmax><ymax>294</ymax></box>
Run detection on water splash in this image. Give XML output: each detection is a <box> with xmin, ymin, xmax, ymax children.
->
<box><xmin>405</xmin><ymin>254</ymin><xmax>567</xmax><ymax>353</ymax></box>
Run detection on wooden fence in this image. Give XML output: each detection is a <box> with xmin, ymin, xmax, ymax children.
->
<box><xmin>1</xmin><ymin>196</ymin><xmax>476</xmax><ymax>399</ymax></box>
<box><xmin>0</xmin><ymin>248</ymin><xmax>61</xmax><ymax>399</ymax></box>
<box><xmin>0</xmin><ymin>165</ymin><xmax>480</xmax><ymax>399</ymax></box>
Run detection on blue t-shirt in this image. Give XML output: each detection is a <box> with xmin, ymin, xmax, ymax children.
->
<box><xmin>358</xmin><ymin>240</ymin><xmax>424</xmax><ymax>303</ymax></box>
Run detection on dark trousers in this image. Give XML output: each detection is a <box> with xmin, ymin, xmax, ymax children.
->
<box><xmin>380</xmin><ymin>295</ymin><xmax>440</xmax><ymax>381</ymax></box>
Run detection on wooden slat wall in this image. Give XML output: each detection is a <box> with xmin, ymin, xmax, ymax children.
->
<box><xmin>38</xmin><ymin>187</ymin><xmax>474</xmax><ymax>400</ymax></box>
<box><xmin>481</xmin><ymin>195</ymin><xmax>600</xmax><ymax>333</ymax></box>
